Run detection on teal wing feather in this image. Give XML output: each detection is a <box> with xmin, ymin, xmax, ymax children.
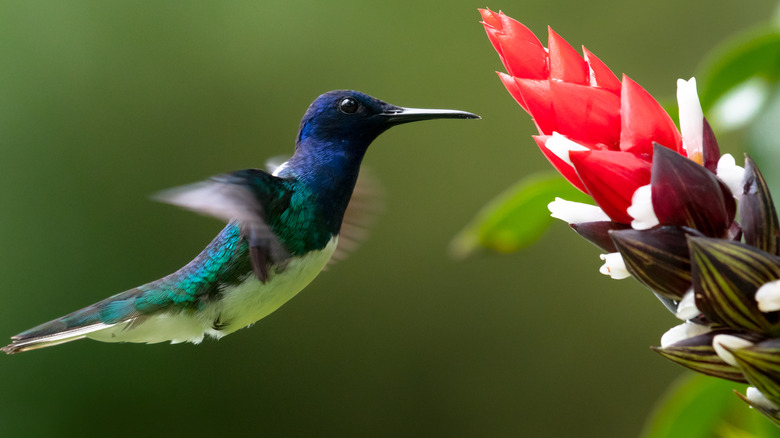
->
<box><xmin>155</xmin><ymin>169</ymin><xmax>294</xmax><ymax>282</ymax></box>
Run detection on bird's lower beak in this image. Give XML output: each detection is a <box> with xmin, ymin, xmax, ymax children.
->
<box><xmin>381</xmin><ymin>106</ymin><xmax>480</xmax><ymax>124</ymax></box>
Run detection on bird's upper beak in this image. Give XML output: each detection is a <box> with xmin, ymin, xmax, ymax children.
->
<box><xmin>380</xmin><ymin>106</ymin><xmax>480</xmax><ymax>124</ymax></box>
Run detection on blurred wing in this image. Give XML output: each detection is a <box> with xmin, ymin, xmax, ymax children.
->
<box><xmin>327</xmin><ymin>168</ymin><xmax>384</xmax><ymax>268</ymax></box>
<box><xmin>153</xmin><ymin>169</ymin><xmax>290</xmax><ymax>282</ymax></box>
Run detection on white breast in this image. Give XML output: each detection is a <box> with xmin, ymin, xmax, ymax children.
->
<box><xmin>216</xmin><ymin>236</ymin><xmax>338</xmax><ymax>334</ymax></box>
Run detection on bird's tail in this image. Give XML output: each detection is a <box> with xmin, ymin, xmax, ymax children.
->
<box><xmin>1</xmin><ymin>322</ymin><xmax>117</xmax><ymax>354</ymax></box>
<box><xmin>2</xmin><ymin>292</ymin><xmax>140</xmax><ymax>354</ymax></box>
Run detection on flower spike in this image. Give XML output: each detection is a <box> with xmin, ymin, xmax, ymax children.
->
<box><xmin>480</xmin><ymin>10</ymin><xmax>780</xmax><ymax>426</ymax></box>
<box><xmin>482</xmin><ymin>15</ymin><xmax>685</xmax><ymax>221</ymax></box>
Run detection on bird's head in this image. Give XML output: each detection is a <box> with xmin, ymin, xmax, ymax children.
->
<box><xmin>286</xmin><ymin>90</ymin><xmax>478</xmax><ymax>225</ymax></box>
<box><xmin>295</xmin><ymin>90</ymin><xmax>478</xmax><ymax>160</ymax></box>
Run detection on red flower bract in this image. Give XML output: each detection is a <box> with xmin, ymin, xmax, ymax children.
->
<box><xmin>481</xmin><ymin>8</ymin><xmax>685</xmax><ymax>222</ymax></box>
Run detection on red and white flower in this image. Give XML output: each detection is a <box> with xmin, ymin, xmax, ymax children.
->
<box><xmin>480</xmin><ymin>9</ymin><xmax>780</xmax><ymax>424</ymax></box>
<box><xmin>481</xmin><ymin>8</ymin><xmax>685</xmax><ymax>223</ymax></box>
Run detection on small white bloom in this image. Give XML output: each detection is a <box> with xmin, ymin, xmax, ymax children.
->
<box><xmin>747</xmin><ymin>387</ymin><xmax>779</xmax><ymax>411</ymax></box>
<box><xmin>548</xmin><ymin>197</ymin><xmax>610</xmax><ymax>224</ymax></box>
<box><xmin>677</xmin><ymin>78</ymin><xmax>704</xmax><ymax>161</ymax></box>
<box><xmin>713</xmin><ymin>334</ymin><xmax>754</xmax><ymax>367</ymax></box>
<box><xmin>626</xmin><ymin>184</ymin><xmax>659</xmax><ymax>230</ymax></box>
<box><xmin>675</xmin><ymin>289</ymin><xmax>700</xmax><ymax>321</ymax></box>
<box><xmin>598</xmin><ymin>252</ymin><xmax>630</xmax><ymax>279</ymax></box>
<box><xmin>756</xmin><ymin>279</ymin><xmax>780</xmax><ymax>312</ymax></box>
<box><xmin>544</xmin><ymin>132</ymin><xmax>589</xmax><ymax>167</ymax></box>
<box><xmin>660</xmin><ymin>322</ymin><xmax>711</xmax><ymax>348</ymax></box>
<box><xmin>716</xmin><ymin>154</ymin><xmax>745</xmax><ymax>198</ymax></box>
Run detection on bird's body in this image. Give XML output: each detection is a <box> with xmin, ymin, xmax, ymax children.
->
<box><xmin>85</xmin><ymin>227</ymin><xmax>338</xmax><ymax>346</ymax></box>
<box><xmin>2</xmin><ymin>90</ymin><xmax>477</xmax><ymax>354</ymax></box>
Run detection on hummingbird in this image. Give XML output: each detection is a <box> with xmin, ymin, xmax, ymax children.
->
<box><xmin>2</xmin><ymin>90</ymin><xmax>478</xmax><ymax>354</ymax></box>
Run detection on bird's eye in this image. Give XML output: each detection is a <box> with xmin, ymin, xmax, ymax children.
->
<box><xmin>338</xmin><ymin>97</ymin><xmax>360</xmax><ymax>114</ymax></box>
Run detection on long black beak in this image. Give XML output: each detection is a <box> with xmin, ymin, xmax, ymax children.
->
<box><xmin>381</xmin><ymin>106</ymin><xmax>480</xmax><ymax>124</ymax></box>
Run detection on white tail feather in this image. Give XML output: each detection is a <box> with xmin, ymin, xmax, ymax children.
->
<box><xmin>1</xmin><ymin>323</ymin><xmax>115</xmax><ymax>354</ymax></box>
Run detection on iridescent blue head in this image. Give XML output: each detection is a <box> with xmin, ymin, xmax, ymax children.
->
<box><xmin>295</xmin><ymin>90</ymin><xmax>477</xmax><ymax>157</ymax></box>
<box><xmin>289</xmin><ymin>89</ymin><xmax>477</xmax><ymax>177</ymax></box>
<box><xmin>285</xmin><ymin>90</ymin><xmax>478</xmax><ymax>232</ymax></box>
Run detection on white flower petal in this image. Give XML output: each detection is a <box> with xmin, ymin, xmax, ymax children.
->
<box><xmin>747</xmin><ymin>387</ymin><xmax>779</xmax><ymax>410</ymax></box>
<box><xmin>626</xmin><ymin>184</ymin><xmax>659</xmax><ymax>230</ymax></box>
<box><xmin>716</xmin><ymin>153</ymin><xmax>745</xmax><ymax>198</ymax></box>
<box><xmin>675</xmin><ymin>289</ymin><xmax>700</xmax><ymax>321</ymax></box>
<box><xmin>598</xmin><ymin>252</ymin><xmax>630</xmax><ymax>279</ymax></box>
<box><xmin>548</xmin><ymin>197</ymin><xmax>610</xmax><ymax>224</ymax></box>
<box><xmin>712</xmin><ymin>334</ymin><xmax>754</xmax><ymax>367</ymax></box>
<box><xmin>677</xmin><ymin>78</ymin><xmax>704</xmax><ymax>161</ymax></box>
<box><xmin>660</xmin><ymin>322</ymin><xmax>711</xmax><ymax>348</ymax></box>
<box><xmin>756</xmin><ymin>279</ymin><xmax>780</xmax><ymax>312</ymax></box>
<box><xmin>544</xmin><ymin>132</ymin><xmax>589</xmax><ymax>167</ymax></box>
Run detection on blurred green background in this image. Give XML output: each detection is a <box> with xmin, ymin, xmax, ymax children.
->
<box><xmin>0</xmin><ymin>1</ymin><xmax>776</xmax><ymax>436</ymax></box>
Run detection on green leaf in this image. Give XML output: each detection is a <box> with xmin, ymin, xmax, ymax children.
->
<box><xmin>450</xmin><ymin>173</ymin><xmax>590</xmax><ymax>258</ymax></box>
<box><xmin>640</xmin><ymin>373</ymin><xmax>780</xmax><ymax>438</ymax></box>
<box><xmin>697</xmin><ymin>26</ymin><xmax>780</xmax><ymax>114</ymax></box>
<box><xmin>747</xmin><ymin>86</ymin><xmax>780</xmax><ymax>200</ymax></box>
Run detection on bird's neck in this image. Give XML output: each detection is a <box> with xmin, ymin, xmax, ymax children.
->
<box><xmin>283</xmin><ymin>139</ymin><xmax>367</xmax><ymax>236</ymax></box>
